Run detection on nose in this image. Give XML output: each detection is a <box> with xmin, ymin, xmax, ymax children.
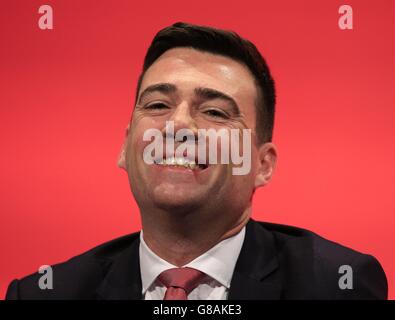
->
<box><xmin>161</xmin><ymin>101</ymin><xmax>198</xmax><ymax>138</ymax></box>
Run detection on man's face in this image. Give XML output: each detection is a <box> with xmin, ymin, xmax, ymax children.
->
<box><xmin>119</xmin><ymin>48</ymin><xmax>276</xmax><ymax>214</ymax></box>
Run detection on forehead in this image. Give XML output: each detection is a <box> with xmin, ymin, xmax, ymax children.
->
<box><xmin>140</xmin><ymin>48</ymin><xmax>258</xmax><ymax>107</ymax></box>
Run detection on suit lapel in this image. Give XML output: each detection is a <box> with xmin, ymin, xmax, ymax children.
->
<box><xmin>95</xmin><ymin>234</ymin><xmax>143</xmax><ymax>300</ymax></box>
<box><xmin>228</xmin><ymin>219</ymin><xmax>282</xmax><ymax>299</ymax></box>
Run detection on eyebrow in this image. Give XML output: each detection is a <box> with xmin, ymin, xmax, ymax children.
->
<box><xmin>194</xmin><ymin>87</ymin><xmax>240</xmax><ymax>116</ymax></box>
<box><xmin>137</xmin><ymin>83</ymin><xmax>177</xmax><ymax>105</ymax></box>
<box><xmin>137</xmin><ymin>82</ymin><xmax>240</xmax><ymax>116</ymax></box>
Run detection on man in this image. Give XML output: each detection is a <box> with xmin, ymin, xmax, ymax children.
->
<box><xmin>6</xmin><ymin>22</ymin><xmax>387</xmax><ymax>300</ymax></box>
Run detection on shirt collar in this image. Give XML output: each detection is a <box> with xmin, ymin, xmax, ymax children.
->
<box><xmin>139</xmin><ymin>227</ymin><xmax>246</xmax><ymax>294</ymax></box>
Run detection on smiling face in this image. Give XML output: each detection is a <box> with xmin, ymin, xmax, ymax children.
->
<box><xmin>119</xmin><ymin>48</ymin><xmax>277</xmax><ymax>219</ymax></box>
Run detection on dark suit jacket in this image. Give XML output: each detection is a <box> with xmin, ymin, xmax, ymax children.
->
<box><xmin>5</xmin><ymin>219</ymin><xmax>388</xmax><ymax>299</ymax></box>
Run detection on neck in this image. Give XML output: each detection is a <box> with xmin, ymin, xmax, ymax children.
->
<box><xmin>140</xmin><ymin>206</ymin><xmax>251</xmax><ymax>267</ymax></box>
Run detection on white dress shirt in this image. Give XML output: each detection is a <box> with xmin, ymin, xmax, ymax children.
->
<box><xmin>139</xmin><ymin>227</ymin><xmax>246</xmax><ymax>300</ymax></box>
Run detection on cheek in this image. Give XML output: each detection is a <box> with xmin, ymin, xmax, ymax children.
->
<box><xmin>128</xmin><ymin>117</ymin><xmax>165</xmax><ymax>157</ymax></box>
<box><xmin>249</xmin><ymin>148</ymin><xmax>259</xmax><ymax>175</ymax></box>
<box><xmin>222</xmin><ymin>174</ymin><xmax>255</xmax><ymax>210</ymax></box>
<box><xmin>131</xmin><ymin>112</ymin><xmax>166</xmax><ymax>134</ymax></box>
<box><xmin>228</xmin><ymin>147</ymin><xmax>259</xmax><ymax>193</ymax></box>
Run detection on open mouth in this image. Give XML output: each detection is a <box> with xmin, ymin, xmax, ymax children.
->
<box><xmin>153</xmin><ymin>156</ymin><xmax>208</xmax><ymax>170</ymax></box>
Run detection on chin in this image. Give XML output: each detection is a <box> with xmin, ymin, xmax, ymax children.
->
<box><xmin>150</xmin><ymin>186</ymin><xmax>205</xmax><ymax>212</ymax></box>
<box><xmin>152</xmin><ymin>199</ymin><xmax>202</xmax><ymax>213</ymax></box>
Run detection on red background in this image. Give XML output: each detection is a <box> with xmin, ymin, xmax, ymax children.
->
<box><xmin>1</xmin><ymin>0</ymin><xmax>394</xmax><ymax>299</ymax></box>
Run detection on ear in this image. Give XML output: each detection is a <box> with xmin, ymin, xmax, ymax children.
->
<box><xmin>254</xmin><ymin>142</ymin><xmax>277</xmax><ymax>188</ymax></box>
<box><xmin>117</xmin><ymin>124</ymin><xmax>130</xmax><ymax>170</ymax></box>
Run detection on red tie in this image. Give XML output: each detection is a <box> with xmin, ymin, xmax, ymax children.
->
<box><xmin>158</xmin><ymin>267</ymin><xmax>206</xmax><ymax>300</ymax></box>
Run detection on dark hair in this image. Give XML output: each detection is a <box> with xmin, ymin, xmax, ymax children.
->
<box><xmin>135</xmin><ymin>22</ymin><xmax>276</xmax><ymax>143</ymax></box>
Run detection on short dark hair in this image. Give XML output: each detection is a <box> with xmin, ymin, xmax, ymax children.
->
<box><xmin>135</xmin><ymin>22</ymin><xmax>276</xmax><ymax>143</ymax></box>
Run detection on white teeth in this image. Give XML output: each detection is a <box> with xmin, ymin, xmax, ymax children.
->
<box><xmin>189</xmin><ymin>163</ymin><xmax>197</xmax><ymax>170</ymax></box>
<box><xmin>156</xmin><ymin>157</ymin><xmax>198</xmax><ymax>169</ymax></box>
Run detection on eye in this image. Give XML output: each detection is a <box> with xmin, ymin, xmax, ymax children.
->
<box><xmin>203</xmin><ymin>109</ymin><xmax>229</xmax><ymax>119</ymax></box>
<box><xmin>145</xmin><ymin>102</ymin><xmax>169</xmax><ymax>110</ymax></box>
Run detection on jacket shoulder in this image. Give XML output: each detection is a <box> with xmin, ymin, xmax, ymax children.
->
<box><xmin>254</xmin><ymin>220</ymin><xmax>388</xmax><ymax>299</ymax></box>
<box><xmin>6</xmin><ymin>232</ymin><xmax>140</xmax><ymax>300</ymax></box>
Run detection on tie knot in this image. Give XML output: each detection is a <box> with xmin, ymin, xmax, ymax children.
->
<box><xmin>158</xmin><ymin>267</ymin><xmax>206</xmax><ymax>294</ymax></box>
